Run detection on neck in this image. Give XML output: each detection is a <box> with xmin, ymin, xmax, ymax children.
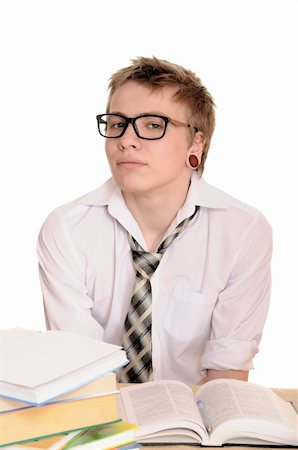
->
<box><xmin>123</xmin><ymin>175</ymin><xmax>192</xmax><ymax>251</ymax></box>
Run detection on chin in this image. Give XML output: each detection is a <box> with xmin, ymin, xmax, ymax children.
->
<box><xmin>118</xmin><ymin>181</ymin><xmax>150</xmax><ymax>195</ymax></box>
<box><xmin>112</xmin><ymin>172</ymin><xmax>149</xmax><ymax>193</ymax></box>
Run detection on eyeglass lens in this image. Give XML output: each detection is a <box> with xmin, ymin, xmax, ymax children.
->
<box><xmin>98</xmin><ymin>114</ymin><xmax>167</xmax><ymax>139</ymax></box>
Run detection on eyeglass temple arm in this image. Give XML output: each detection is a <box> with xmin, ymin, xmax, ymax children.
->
<box><xmin>170</xmin><ymin>118</ymin><xmax>199</xmax><ymax>132</ymax></box>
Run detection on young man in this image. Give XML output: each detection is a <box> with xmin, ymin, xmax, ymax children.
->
<box><xmin>37</xmin><ymin>57</ymin><xmax>272</xmax><ymax>384</ymax></box>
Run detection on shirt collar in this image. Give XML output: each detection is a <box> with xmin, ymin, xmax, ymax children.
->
<box><xmin>80</xmin><ymin>172</ymin><xmax>228</xmax><ymax>210</ymax></box>
<box><xmin>79</xmin><ymin>173</ymin><xmax>228</xmax><ymax>250</ymax></box>
<box><xmin>187</xmin><ymin>172</ymin><xmax>228</xmax><ymax>209</ymax></box>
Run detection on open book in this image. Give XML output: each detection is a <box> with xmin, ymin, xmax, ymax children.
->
<box><xmin>119</xmin><ymin>379</ymin><xmax>298</xmax><ymax>446</ymax></box>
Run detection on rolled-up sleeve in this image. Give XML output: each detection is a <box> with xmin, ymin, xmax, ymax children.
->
<box><xmin>37</xmin><ymin>209</ymin><xmax>104</xmax><ymax>340</ymax></box>
<box><xmin>201</xmin><ymin>212</ymin><xmax>273</xmax><ymax>371</ymax></box>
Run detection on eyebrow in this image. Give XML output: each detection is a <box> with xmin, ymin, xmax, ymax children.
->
<box><xmin>109</xmin><ymin>111</ymin><xmax>168</xmax><ymax>117</ymax></box>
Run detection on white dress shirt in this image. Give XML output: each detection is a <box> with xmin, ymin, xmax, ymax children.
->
<box><xmin>37</xmin><ymin>172</ymin><xmax>272</xmax><ymax>384</ymax></box>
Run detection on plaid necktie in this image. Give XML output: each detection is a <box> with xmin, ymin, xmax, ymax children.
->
<box><xmin>119</xmin><ymin>206</ymin><xmax>199</xmax><ymax>383</ymax></box>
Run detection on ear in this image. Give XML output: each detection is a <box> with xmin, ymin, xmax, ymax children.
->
<box><xmin>186</xmin><ymin>131</ymin><xmax>205</xmax><ymax>168</ymax></box>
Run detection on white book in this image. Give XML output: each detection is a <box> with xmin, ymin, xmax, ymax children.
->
<box><xmin>0</xmin><ymin>372</ymin><xmax>118</xmax><ymax>414</ymax></box>
<box><xmin>119</xmin><ymin>378</ymin><xmax>298</xmax><ymax>446</ymax></box>
<box><xmin>0</xmin><ymin>328</ymin><xmax>128</xmax><ymax>405</ymax></box>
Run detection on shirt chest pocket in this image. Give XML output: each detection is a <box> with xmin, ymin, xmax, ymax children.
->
<box><xmin>164</xmin><ymin>285</ymin><xmax>218</xmax><ymax>341</ymax></box>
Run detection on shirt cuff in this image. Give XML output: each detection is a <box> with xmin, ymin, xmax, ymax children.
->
<box><xmin>201</xmin><ymin>338</ymin><xmax>259</xmax><ymax>371</ymax></box>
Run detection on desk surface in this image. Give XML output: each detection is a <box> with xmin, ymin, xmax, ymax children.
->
<box><xmin>119</xmin><ymin>386</ymin><xmax>298</xmax><ymax>450</ymax></box>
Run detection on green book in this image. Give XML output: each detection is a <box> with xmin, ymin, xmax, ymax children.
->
<box><xmin>63</xmin><ymin>421</ymin><xmax>138</xmax><ymax>450</ymax></box>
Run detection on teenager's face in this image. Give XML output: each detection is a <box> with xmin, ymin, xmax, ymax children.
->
<box><xmin>105</xmin><ymin>81</ymin><xmax>197</xmax><ymax>196</ymax></box>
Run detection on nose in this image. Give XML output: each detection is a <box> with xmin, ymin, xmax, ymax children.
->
<box><xmin>118</xmin><ymin>122</ymin><xmax>140</xmax><ymax>150</ymax></box>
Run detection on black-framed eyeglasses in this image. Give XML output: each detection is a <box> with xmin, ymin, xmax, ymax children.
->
<box><xmin>96</xmin><ymin>113</ymin><xmax>198</xmax><ymax>140</ymax></box>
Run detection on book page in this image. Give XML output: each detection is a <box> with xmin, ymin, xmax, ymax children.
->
<box><xmin>121</xmin><ymin>380</ymin><xmax>202</xmax><ymax>426</ymax></box>
<box><xmin>195</xmin><ymin>379</ymin><xmax>296</xmax><ymax>431</ymax></box>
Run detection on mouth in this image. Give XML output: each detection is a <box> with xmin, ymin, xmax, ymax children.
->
<box><xmin>116</xmin><ymin>159</ymin><xmax>147</xmax><ymax>168</ymax></box>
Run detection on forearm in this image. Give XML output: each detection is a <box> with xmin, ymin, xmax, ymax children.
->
<box><xmin>202</xmin><ymin>369</ymin><xmax>249</xmax><ymax>384</ymax></box>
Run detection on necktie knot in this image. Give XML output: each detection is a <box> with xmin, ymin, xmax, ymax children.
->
<box><xmin>131</xmin><ymin>250</ymin><xmax>162</xmax><ymax>280</ymax></box>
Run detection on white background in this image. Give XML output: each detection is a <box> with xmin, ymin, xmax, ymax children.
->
<box><xmin>0</xmin><ymin>0</ymin><xmax>297</xmax><ymax>387</ymax></box>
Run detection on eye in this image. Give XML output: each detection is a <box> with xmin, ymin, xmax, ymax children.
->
<box><xmin>108</xmin><ymin>120</ymin><xmax>126</xmax><ymax>130</ymax></box>
<box><xmin>142</xmin><ymin>117</ymin><xmax>165</xmax><ymax>130</ymax></box>
<box><xmin>147</xmin><ymin>122</ymin><xmax>162</xmax><ymax>129</ymax></box>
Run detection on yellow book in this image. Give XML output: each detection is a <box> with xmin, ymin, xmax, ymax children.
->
<box><xmin>0</xmin><ymin>394</ymin><xmax>119</xmax><ymax>446</ymax></box>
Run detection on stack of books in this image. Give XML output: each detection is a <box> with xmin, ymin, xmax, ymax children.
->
<box><xmin>0</xmin><ymin>328</ymin><xmax>138</xmax><ymax>450</ymax></box>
